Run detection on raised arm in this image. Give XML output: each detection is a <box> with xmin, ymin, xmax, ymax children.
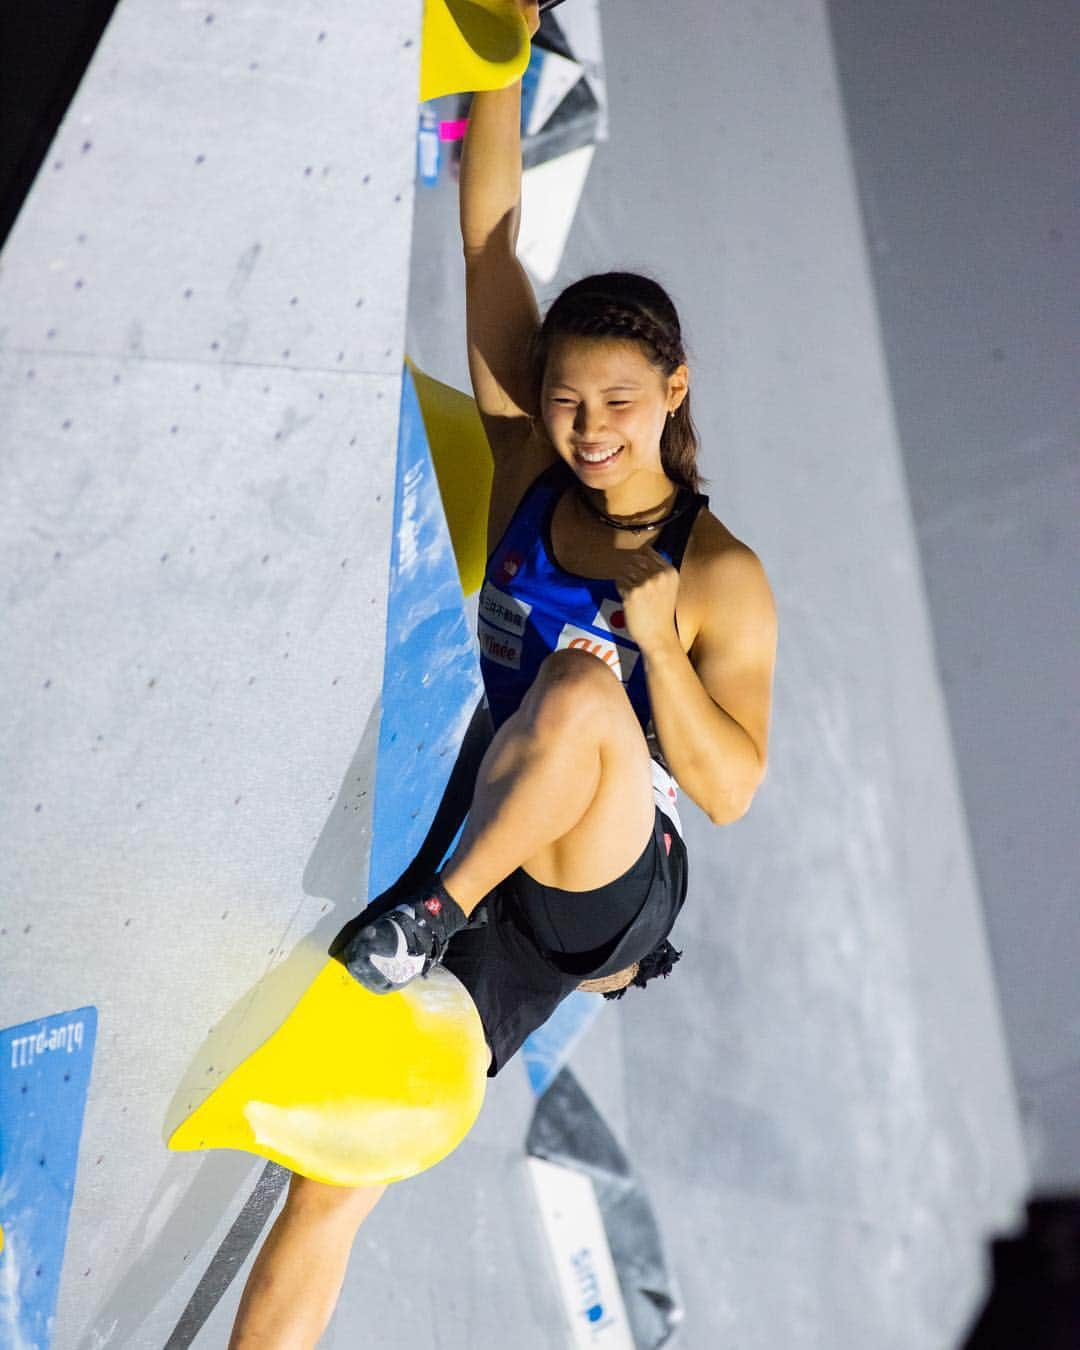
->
<box><xmin>459</xmin><ymin>1</ymin><xmax>539</xmax><ymax>256</ymax></box>
<box><xmin>459</xmin><ymin>6</ymin><xmax>543</xmax><ymax>459</ymax></box>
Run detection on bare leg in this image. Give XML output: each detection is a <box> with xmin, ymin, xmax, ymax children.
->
<box><xmin>440</xmin><ymin>648</ymin><xmax>656</xmax><ymax>913</ymax></box>
<box><xmin>231</xmin><ymin>1048</ymin><xmax>495</xmax><ymax>1343</ymax></box>
<box><xmin>229</xmin><ymin>1174</ymin><xmax>386</xmax><ymax>1349</ymax></box>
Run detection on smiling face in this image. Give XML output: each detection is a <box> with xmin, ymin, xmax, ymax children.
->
<box><xmin>539</xmin><ymin>336</ymin><xmax>688</xmax><ymax>493</ymax></box>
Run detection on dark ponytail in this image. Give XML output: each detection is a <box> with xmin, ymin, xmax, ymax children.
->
<box><xmin>526</xmin><ymin>271</ymin><xmax>706</xmax><ymax>495</ymax></box>
<box><xmin>601</xmin><ymin>938</ymin><xmax>683</xmax><ymax>1000</ymax></box>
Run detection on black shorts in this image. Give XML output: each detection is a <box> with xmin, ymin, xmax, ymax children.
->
<box><xmin>441</xmin><ymin>806</ymin><xmax>688</xmax><ymax>1077</ymax></box>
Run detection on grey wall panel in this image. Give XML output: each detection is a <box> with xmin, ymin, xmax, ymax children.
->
<box><xmin>826</xmin><ymin>0</ymin><xmax>1080</xmax><ymax>1191</ymax></box>
<box><xmin>0</xmin><ymin>0</ymin><xmax>416</xmax><ymax>376</ymax></box>
<box><xmin>0</xmin><ymin>1</ymin><xmax>421</xmax><ymax>1344</ymax></box>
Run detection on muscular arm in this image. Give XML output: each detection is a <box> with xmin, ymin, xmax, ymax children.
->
<box><xmin>643</xmin><ymin>546</ymin><xmax>777</xmax><ymax>825</ymax></box>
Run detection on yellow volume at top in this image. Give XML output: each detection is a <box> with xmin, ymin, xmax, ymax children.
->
<box><xmin>419</xmin><ymin>0</ymin><xmax>532</xmax><ymax>102</ymax></box>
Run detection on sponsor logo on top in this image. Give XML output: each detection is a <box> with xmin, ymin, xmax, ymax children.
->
<box><xmin>478</xmin><ymin>618</ymin><xmax>523</xmax><ymax>670</ymax></box>
<box><xmin>591</xmin><ymin>597</ymin><xmax>635</xmax><ymax>642</ymax></box>
<box><xmin>479</xmin><ymin>580</ymin><xmax>532</xmax><ymax>637</ymax></box>
<box><xmin>556</xmin><ymin>623</ymin><xmax>640</xmax><ymax>683</ymax></box>
<box><xmin>494</xmin><ymin>549</ymin><xmax>525</xmax><ymax>588</ymax></box>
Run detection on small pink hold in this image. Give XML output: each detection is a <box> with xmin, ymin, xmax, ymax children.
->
<box><xmin>439</xmin><ymin>119</ymin><xmax>469</xmax><ymax>141</ymax></box>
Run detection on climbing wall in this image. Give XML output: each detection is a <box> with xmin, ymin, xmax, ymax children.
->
<box><xmin>0</xmin><ymin>1</ymin><xmax>421</xmax><ymax>1343</ymax></box>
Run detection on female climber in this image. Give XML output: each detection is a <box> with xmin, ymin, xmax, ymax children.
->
<box><xmin>228</xmin><ymin>3</ymin><xmax>777</xmax><ymax>1344</ymax></box>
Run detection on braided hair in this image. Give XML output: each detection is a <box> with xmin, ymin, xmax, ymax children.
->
<box><xmin>525</xmin><ymin>271</ymin><xmax>705</xmax><ymax>494</ymax></box>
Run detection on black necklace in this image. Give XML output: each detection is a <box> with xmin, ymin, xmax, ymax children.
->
<box><xmin>574</xmin><ymin>483</ymin><xmax>690</xmax><ymax>534</ymax></box>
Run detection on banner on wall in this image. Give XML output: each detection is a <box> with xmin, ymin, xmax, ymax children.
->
<box><xmin>0</xmin><ymin>1006</ymin><xmax>98</xmax><ymax>1349</ymax></box>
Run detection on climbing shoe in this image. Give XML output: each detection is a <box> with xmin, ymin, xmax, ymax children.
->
<box><xmin>339</xmin><ymin>877</ymin><xmax>468</xmax><ymax>994</ymax></box>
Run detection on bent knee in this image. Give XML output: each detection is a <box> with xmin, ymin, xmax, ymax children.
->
<box><xmin>528</xmin><ymin>648</ymin><xmax>625</xmax><ymax>721</ymax></box>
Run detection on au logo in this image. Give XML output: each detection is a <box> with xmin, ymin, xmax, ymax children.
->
<box><xmin>556</xmin><ymin>624</ymin><xmax>640</xmax><ymax>683</ymax></box>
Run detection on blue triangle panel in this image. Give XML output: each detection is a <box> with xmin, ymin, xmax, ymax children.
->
<box><xmin>522</xmin><ymin>990</ymin><xmax>604</xmax><ymax>1098</ymax></box>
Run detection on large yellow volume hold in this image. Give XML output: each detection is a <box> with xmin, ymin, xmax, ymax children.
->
<box><xmin>419</xmin><ymin>0</ymin><xmax>531</xmax><ymax>103</ymax></box>
<box><xmin>168</xmin><ymin>962</ymin><xmax>489</xmax><ymax>1187</ymax></box>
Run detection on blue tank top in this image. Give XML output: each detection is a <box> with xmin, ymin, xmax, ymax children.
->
<box><xmin>477</xmin><ymin>459</ymin><xmax>709</xmax><ymax>748</ymax></box>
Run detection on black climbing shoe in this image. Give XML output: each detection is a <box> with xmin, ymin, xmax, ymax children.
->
<box><xmin>340</xmin><ymin>879</ymin><xmax>468</xmax><ymax>995</ymax></box>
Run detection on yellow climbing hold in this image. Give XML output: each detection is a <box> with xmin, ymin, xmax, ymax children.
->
<box><xmin>407</xmin><ymin>355</ymin><xmax>495</xmax><ymax>597</ymax></box>
<box><xmin>168</xmin><ymin>962</ymin><xmax>489</xmax><ymax>1187</ymax></box>
<box><xmin>420</xmin><ymin>0</ymin><xmax>532</xmax><ymax>103</ymax></box>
